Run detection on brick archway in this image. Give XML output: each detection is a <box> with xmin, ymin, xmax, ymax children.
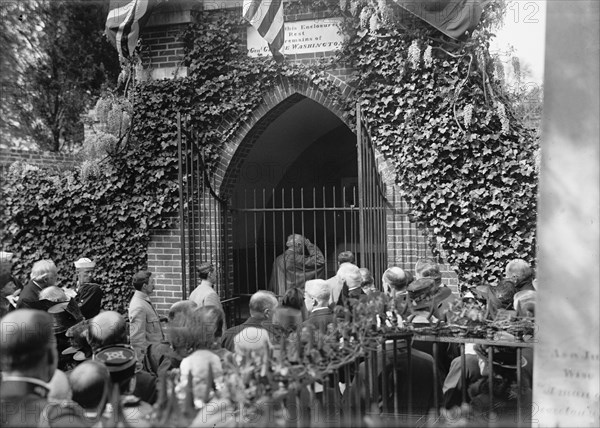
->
<box><xmin>212</xmin><ymin>73</ymin><xmax>356</xmax><ymax>199</ymax></box>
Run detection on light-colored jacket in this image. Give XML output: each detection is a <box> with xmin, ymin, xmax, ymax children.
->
<box><xmin>188</xmin><ymin>280</ymin><xmax>227</xmax><ymax>330</ymax></box>
<box><xmin>326</xmin><ymin>274</ymin><xmax>343</xmax><ymax>306</ymax></box>
<box><xmin>128</xmin><ymin>290</ymin><xmax>164</xmax><ymax>363</ymax></box>
<box><xmin>189</xmin><ymin>281</ymin><xmax>221</xmax><ymax>308</ymax></box>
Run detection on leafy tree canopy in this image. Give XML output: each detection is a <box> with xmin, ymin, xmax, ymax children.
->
<box><xmin>0</xmin><ymin>0</ymin><xmax>120</xmax><ymax>152</ymax></box>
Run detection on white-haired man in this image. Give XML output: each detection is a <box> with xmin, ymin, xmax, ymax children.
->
<box><xmin>505</xmin><ymin>259</ymin><xmax>536</xmax><ymax>292</ymax></box>
<box><xmin>303</xmin><ymin>279</ymin><xmax>333</xmax><ymax>334</ymax></box>
<box><xmin>335</xmin><ymin>262</ymin><xmax>365</xmax><ymax>307</ymax></box>
<box><xmin>269</xmin><ymin>234</ymin><xmax>325</xmax><ymax>297</ymax></box>
<box><xmin>325</xmin><ymin>251</ymin><xmax>355</xmax><ymax>306</ymax></box>
<box><xmin>17</xmin><ymin>259</ymin><xmax>58</xmax><ymax>309</ymax></box>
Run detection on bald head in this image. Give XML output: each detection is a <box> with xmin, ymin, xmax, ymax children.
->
<box><xmin>39</xmin><ymin>286</ymin><xmax>68</xmax><ymax>302</ymax></box>
<box><xmin>233</xmin><ymin>327</ymin><xmax>271</xmax><ymax>356</ymax></box>
<box><xmin>168</xmin><ymin>300</ymin><xmax>198</xmax><ymax>322</ymax></box>
<box><xmin>88</xmin><ymin>311</ymin><xmax>127</xmax><ymax>351</ymax></box>
<box><xmin>383</xmin><ymin>267</ymin><xmax>408</xmax><ymax>293</ymax></box>
<box><xmin>249</xmin><ymin>291</ymin><xmax>278</xmax><ymax>319</ymax></box>
<box><xmin>0</xmin><ymin>309</ymin><xmax>56</xmax><ymax>380</ymax></box>
<box><xmin>69</xmin><ymin>360</ymin><xmax>110</xmax><ymax>410</ymax></box>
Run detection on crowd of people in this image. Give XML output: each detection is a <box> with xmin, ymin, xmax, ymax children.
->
<box><xmin>0</xmin><ymin>239</ymin><xmax>537</xmax><ymax>427</ymax></box>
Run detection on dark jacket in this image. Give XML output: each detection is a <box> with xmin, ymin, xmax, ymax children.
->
<box><xmin>76</xmin><ymin>282</ymin><xmax>103</xmax><ymax>319</ymax></box>
<box><xmin>221</xmin><ymin>316</ymin><xmax>278</xmax><ymax>352</ymax></box>
<box><xmin>0</xmin><ymin>377</ymin><xmax>90</xmax><ymax>427</ymax></box>
<box><xmin>16</xmin><ymin>279</ymin><xmax>43</xmax><ymax>309</ymax></box>
<box><xmin>344</xmin><ymin>343</ymin><xmax>443</xmax><ymax>417</ymax></box>
<box><xmin>302</xmin><ymin>307</ymin><xmax>334</xmax><ymax>334</ymax></box>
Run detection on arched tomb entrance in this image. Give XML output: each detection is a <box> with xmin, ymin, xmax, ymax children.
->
<box><xmin>176</xmin><ymin>83</ymin><xmax>391</xmax><ymax>305</ymax></box>
<box><xmin>220</xmin><ymin>93</ymin><xmax>389</xmax><ymax>299</ymax></box>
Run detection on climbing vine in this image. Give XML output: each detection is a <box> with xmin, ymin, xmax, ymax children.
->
<box><xmin>334</xmin><ymin>0</ymin><xmax>538</xmax><ymax>284</ymax></box>
<box><xmin>1</xmin><ymin>1</ymin><xmax>539</xmax><ymax>309</ymax></box>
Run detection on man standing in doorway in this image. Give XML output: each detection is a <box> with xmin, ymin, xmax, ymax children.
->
<box><xmin>269</xmin><ymin>234</ymin><xmax>325</xmax><ymax>297</ymax></box>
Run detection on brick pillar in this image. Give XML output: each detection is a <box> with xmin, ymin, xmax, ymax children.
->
<box><xmin>147</xmin><ymin>224</ymin><xmax>185</xmax><ymax>316</ymax></box>
<box><xmin>385</xmin><ymin>183</ymin><xmax>458</xmax><ymax>291</ymax></box>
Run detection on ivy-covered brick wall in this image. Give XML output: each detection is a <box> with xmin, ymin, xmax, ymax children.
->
<box><xmin>0</xmin><ymin>149</ymin><xmax>81</xmax><ymax>176</ymax></box>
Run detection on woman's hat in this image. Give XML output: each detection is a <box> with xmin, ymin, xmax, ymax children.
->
<box><xmin>408</xmin><ymin>278</ymin><xmax>452</xmax><ymax>310</ymax></box>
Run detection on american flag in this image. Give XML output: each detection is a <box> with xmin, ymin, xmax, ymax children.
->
<box><xmin>105</xmin><ymin>0</ymin><xmax>161</xmax><ymax>59</ymax></box>
<box><xmin>243</xmin><ymin>0</ymin><xmax>285</xmax><ymax>58</ymax></box>
<box><xmin>392</xmin><ymin>0</ymin><xmax>491</xmax><ymax>40</ymax></box>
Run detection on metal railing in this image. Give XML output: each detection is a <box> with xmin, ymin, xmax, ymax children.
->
<box><xmin>277</xmin><ymin>333</ymin><xmax>534</xmax><ymax>427</ymax></box>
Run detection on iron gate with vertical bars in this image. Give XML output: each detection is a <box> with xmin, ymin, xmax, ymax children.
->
<box><xmin>177</xmin><ymin>103</ymin><xmax>394</xmax><ymax>306</ymax></box>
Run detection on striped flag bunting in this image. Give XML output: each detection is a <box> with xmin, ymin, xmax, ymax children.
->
<box><xmin>243</xmin><ymin>0</ymin><xmax>285</xmax><ymax>59</ymax></box>
<box><xmin>392</xmin><ymin>0</ymin><xmax>491</xmax><ymax>39</ymax></box>
<box><xmin>105</xmin><ymin>0</ymin><xmax>162</xmax><ymax>59</ymax></box>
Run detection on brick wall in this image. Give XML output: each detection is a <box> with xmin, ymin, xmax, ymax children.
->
<box><xmin>138</xmin><ymin>6</ymin><xmax>353</xmax><ymax>81</ymax></box>
<box><xmin>0</xmin><ymin>148</ymin><xmax>81</xmax><ymax>176</ymax></box>
<box><xmin>147</xmin><ymin>223</ymin><xmax>186</xmax><ymax>316</ymax></box>
<box><xmin>142</xmin><ymin>24</ymin><xmax>188</xmax><ymax>73</ymax></box>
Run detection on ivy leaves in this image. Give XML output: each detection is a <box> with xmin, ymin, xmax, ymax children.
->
<box><xmin>339</xmin><ymin>23</ymin><xmax>539</xmax><ymax>285</ymax></box>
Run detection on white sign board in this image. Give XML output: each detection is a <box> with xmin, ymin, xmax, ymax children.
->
<box><xmin>247</xmin><ymin>18</ymin><xmax>343</xmax><ymax>57</ymax></box>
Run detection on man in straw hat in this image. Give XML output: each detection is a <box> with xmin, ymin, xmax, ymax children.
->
<box><xmin>269</xmin><ymin>234</ymin><xmax>325</xmax><ymax>297</ymax></box>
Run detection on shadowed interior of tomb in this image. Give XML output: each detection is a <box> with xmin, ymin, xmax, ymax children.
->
<box><xmin>230</xmin><ymin>98</ymin><xmax>360</xmax><ymax>296</ymax></box>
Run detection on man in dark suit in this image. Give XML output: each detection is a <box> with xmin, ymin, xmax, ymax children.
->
<box><xmin>0</xmin><ymin>309</ymin><xmax>88</xmax><ymax>427</ymax></box>
<box><xmin>16</xmin><ymin>259</ymin><xmax>57</xmax><ymax>309</ymax></box>
<box><xmin>302</xmin><ymin>279</ymin><xmax>333</xmax><ymax>334</ymax></box>
<box><xmin>221</xmin><ymin>290</ymin><xmax>279</xmax><ymax>352</ymax></box>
